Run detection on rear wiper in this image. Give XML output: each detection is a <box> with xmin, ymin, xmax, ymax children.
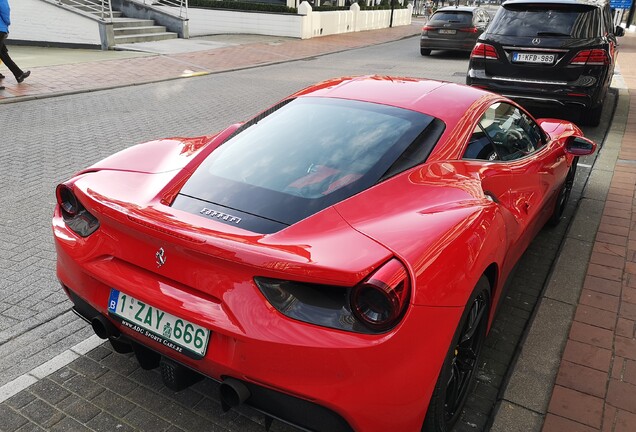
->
<box><xmin>536</xmin><ymin>31</ymin><xmax>570</xmax><ymax>37</ymax></box>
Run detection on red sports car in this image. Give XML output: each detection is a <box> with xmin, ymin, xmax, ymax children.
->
<box><xmin>53</xmin><ymin>76</ymin><xmax>595</xmax><ymax>432</ymax></box>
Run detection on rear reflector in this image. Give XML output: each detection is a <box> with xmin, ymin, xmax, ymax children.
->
<box><xmin>459</xmin><ymin>27</ymin><xmax>478</xmax><ymax>33</ymax></box>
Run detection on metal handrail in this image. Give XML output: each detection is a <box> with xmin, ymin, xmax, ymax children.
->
<box><xmin>133</xmin><ymin>0</ymin><xmax>189</xmax><ymax>19</ymax></box>
<box><xmin>103</xmin><ymin>0</ymin><xmax>114</xmax><ymax>21</ymax></box>
<box><xmin>55</xmin><ymin>0</ymin><xmax>188</xmax><ymax>21</ymax></box>
<box><xmin>56</xmin><ymin>0</ymin><xmax>114</xmax><ymax>22</ymax></box>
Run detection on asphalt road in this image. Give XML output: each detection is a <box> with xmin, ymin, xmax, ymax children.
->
<box><xmin>0</xmin><ymin>35</ymin><xmax>614</xmax><ymax>432</ymax></box>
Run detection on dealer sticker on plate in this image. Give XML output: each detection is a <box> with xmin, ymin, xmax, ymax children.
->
<box><xmin>107</xmin><ymin>289</ymin><xmax>210</xmax><ymax>359</ymax></box>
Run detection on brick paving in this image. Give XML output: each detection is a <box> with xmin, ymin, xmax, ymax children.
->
<box><xmin>542</xmin><ymin>31</ymin><xmax>636</xmax><ymax>432</ymax></box>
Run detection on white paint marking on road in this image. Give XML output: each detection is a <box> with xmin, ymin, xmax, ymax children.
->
<box><xmin>577</xmin><ymin>163</ymin><xmax>592</xmax><ymax>168</ymax></box>
<box><xmin>0</xmin><ymin>335</ymin><xmax>105</xmax><ymax>403</ymax></box>
<box><xmin>0</xmin><ymin>375</ymin><xmax>38</xmax><ymax>403</ymax></box>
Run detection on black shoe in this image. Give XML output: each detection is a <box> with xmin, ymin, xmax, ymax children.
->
<box><xmin>16</xmin><ymin>70</ymin><xmax>30</xmax><ymax>83</ymax></box>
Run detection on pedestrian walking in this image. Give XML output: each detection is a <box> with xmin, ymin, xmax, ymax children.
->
<box><xmin>0</xmin><ymin>0</ymin><xmax>30</xmax><ymax>91</ymax></box>
<box><xmin>423</xmin><ymin>0</ymin><xmax>433</xmax><ymax>22</ymax></box>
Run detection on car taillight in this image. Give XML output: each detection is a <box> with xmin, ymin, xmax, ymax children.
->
<box><xmin>56</xmin><ymin>183</ymin><xmax>100</xmax><ymax>237</ymax></box>
<box><xmin>255</xmin><ymin>258</ymin><xmax>410</xmax><ymax>334</ymax></box>
<box><xmin>470</xmin><ymin>42</ymin><xmax>498</xmax><ymax>60</ymax></box>
<box><xmin>422</xmin><ymin>26</ymin><xmax>435</xmax><ymax>32</ymax></box>
<box><xmin>350</xmin><ymin>259</ymin><xmax>410</xmax><ymax>331</ymax></box>
<box><xmin>570</xmin><ymin>49</ymin><xmax>609</xmax><ymax>66</ymax></box>
<box><xmin>459</xmin><ymin>27</ymin><xmax>478</xmax><ymax>33</ymax></box>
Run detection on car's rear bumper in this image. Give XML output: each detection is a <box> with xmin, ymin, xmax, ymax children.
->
<box><xmin>466</xmin><ymin>68</ymin><xmax>607</xmax><ymax>110</ymax></box>
<box><xmin>420</xmin><ymin>35</ymin><xmax>476</xmax><ymax>52</ymax></box>
<box><xmin>67</xmin><ymin>289</ymin><xmax>354</xmax><ymax>431</ymax></box>
<box><xmin>54</xmin><ymin>212</ymin><xmax>464</xmax><ymax>432</ymax></box>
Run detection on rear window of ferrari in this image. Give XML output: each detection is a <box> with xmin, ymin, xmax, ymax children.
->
<box><xmin>488</xmin><ymin>4</ymin><xmax>601</xmax><ymax>38</ymax></box>
<box><xmin>178</xmin><ymin>97</ymin><xmax>444</xmax><ymax>226</ymax></box>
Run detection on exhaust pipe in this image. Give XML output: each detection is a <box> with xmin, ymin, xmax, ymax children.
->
<box><xmin>220</xmin><ymin>378</ymin><xmax>251</xmax><ymax>412</ymax></box>
<box><xmin>91</xmin><ymin>315</ymin><xmax>118</xmax><ymax>339</ymax></box>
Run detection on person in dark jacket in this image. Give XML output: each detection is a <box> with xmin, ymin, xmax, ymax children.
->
<box><xmin>0</xmin><ymin>0</ymin><xmax>30</xmax><ymax>91</ymax></box>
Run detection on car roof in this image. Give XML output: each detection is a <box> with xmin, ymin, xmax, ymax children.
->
<box><xmin>502</xmin><ymin>0</ymin><xmax>607</xmax><ymax>7</ymax></box>
<box><xmin>290</xmin><ymin>76</ymin><xmax>500</xmax><ymax>123</ymax></box>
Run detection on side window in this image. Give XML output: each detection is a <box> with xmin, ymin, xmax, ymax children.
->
<box><xmin>463</xmin><ymin>102</ymin><xmax>544</xmax><ymax>162</ymax></box>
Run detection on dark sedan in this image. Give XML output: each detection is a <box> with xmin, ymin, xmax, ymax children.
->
<box><xmin>420</xmin><ymin>6</ymin><xmax>491</xmax><ymax>56</ymax></box>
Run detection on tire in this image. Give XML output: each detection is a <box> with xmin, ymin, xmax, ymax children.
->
<box><xmin>422</xmin><ymin>276</ymin><xmax>491</xmax><ymax>432</ymax></box>
<box><xmin>548</xmin><ymin>158</ymin><xmax>578</xmax><ymax>227</ymax></box>
<box><xmin>582</xmin><ymin>103</ymin><xmax>602</xmax><ymax>127</ymax></box>
<box><xmin>421</xmin><ymin>48</ymin><xmax>432</xmax><ymax>56</ymax></box>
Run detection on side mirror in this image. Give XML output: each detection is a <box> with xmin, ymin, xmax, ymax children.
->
<box><xmin>616</xmin><ymin>26</ymin><xmax>625</xmax><ymax>37</ymax></box>
<box><xmin>565</xmin><ymin>136</ymin><xmax>596</xmax><ymax>156</ymax></box>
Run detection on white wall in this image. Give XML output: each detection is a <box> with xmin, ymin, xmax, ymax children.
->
<box><xmin>10</xmin><ymin>0</ymin><xmax>102</xmax><ymax>46</ymax></box>
<box><xmin>189</xmin><ymin>3</ymin><xmax>412</xmax><ymax>39</ymax></box>
<box><xmin>187</xmin><ymin>9</ymin><xmax>304</xmax><ymax>38</ymax></box>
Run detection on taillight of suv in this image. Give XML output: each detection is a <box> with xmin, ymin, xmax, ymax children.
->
<box><xmin>470</xmin><ymin>43</ymin><xmax>498</xmax><ymax>60</ymax></box>
<box><xmin>570</xmin><ymin>49</ymin><xmax>610</xmax><ymax>66</ymax></box>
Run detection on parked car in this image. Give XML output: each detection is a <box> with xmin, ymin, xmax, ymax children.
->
<box><xmin>466</xmin><ymin>0</ymin><xmax>624</xmax><ymax>126</ymax></box>
<box><xmin>53</xmin><ymin>76</ymin><xmax>595</xmax><ymax>432</ymax></box>
<box><xmin>420</xmin><ymin>6</ymin><xmax>491</xmax><ymax>56</ymax></box>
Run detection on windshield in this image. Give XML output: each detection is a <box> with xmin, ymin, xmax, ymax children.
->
<box><xmin>488</xmin><ymin>4</ymin><xmax>600</xmax><ymax>38</ymax></box>
<box><xmin>430</xmin><ymin>11</ymin><xmax>473</xmax><ymax>25</ymax></box>
<box><xmin>178</xmin><ymin>97</ymin><xmax>442</xmax><ymax>226</ymax></box>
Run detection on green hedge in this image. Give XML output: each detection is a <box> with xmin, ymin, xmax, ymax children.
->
<box><xmin>188</xmin><ymin>0</ymin><xmax>296</xmax><ymax>13</ymax></box>
<box><xmin>188</xmin><ymin>0</ymin><xmax>407</xmax><ymax>13</ymax></box>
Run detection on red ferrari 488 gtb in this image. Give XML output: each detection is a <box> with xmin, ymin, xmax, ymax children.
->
<box><xmin>53</xmin><ymin>76</ymin><xmax>596</xmax><ymax>432</ymax></box>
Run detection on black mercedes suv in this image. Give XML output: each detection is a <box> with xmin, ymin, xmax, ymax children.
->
<box><xmin>466</xmin><ymin>0</ymin><xmax>624</xmax><ymax>126</ymax></box>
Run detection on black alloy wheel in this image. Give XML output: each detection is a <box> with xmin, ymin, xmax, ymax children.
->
<box><xmin>423</xmin><ymin>277</ymin><xmax>490</xmax><ymax>432</ymax></box>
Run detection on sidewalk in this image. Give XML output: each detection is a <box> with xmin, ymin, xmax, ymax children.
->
<box><xmin>491</xmin><ymin>31</ymin><xmax>636</xmax><ymax>432</ymax></box>
<box><xmin>0</xmin><ymin>24</ymin><xmax>420</xmax><ymax>103</ymax></box>
<box><xmin>540</xmin><ymin>33</ymin><xmax>636</xmax><ymax>432</ymax></box>
<box><xmin>1</xmin><ymin>21</ymin><xmax>636</xmax><ymax>432</ymax></box>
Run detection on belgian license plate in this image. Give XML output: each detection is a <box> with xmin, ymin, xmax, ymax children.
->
<box><xmin>107</xmin><ymin>289</ymin><xmax>209</xmax><ymax>358</ymax></box>
<box><xmin>439</xmin><ymin>29</ymin><xmax>456</xmax><ymax>35</ymax></box>
<box><xmin>512</xmin><ymin>52</ymin><xmax>555</xmax><ymax>64</ymax></box>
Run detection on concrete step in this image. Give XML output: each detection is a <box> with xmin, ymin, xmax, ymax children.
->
<box><xmin>113</xmin><ymin>32</ymin><xmax>178</xmax><ymax>44</ymax></box>
<box><xmin>112</xmin><ymin>18</ymin><xmax>157</xmax><ymax>28</ymax></box>
<box><xmin>114</xmin><ymin>26</ymin><xmax>168</xmax><ymax>36</ymax></box>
